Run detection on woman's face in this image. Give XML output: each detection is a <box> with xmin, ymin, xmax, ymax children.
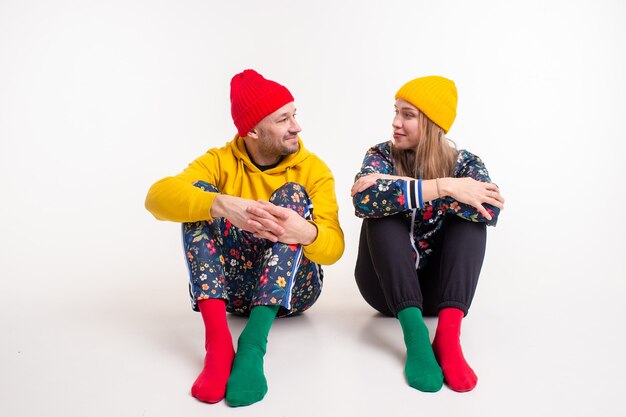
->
<box><xmin>392</xmin><ymin>98</ymin><xmax>420</xmax><ymax>150</ymax></box>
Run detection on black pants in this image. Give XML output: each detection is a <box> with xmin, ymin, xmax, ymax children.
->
<box><xmin>354</xmin><ymin>214</ymin><xmax>487</xmax><ymax>317</ymax></box>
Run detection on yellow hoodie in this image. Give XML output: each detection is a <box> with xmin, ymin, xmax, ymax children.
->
<box><xmin>146</xmin><ymin>135</ymin><xmax>344</xmax><ymax>265</ymax></box>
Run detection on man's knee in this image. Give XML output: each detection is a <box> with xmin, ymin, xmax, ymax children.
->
<box><xmin>272</xmin><ymin>182</ymin><xmax>308</xmax><ymax>198</ymax></box>
<box><xmin>269</xmin><ymin>182</ymin><xmax>312</xmax><ymax>217</ymax></box>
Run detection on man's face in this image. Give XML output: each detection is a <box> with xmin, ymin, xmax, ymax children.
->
<box><xmin>252</xmin><ymin>102</ymin><xmax>301</xmax><ymax>164</ymax></box>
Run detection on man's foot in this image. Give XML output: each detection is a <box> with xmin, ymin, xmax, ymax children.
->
<box><xmin>225</xmin><ymin>305</ymin><xmax>279</xmax><ymax>407</ymax></box>
<box><xmin>191</xmin><ymin>299</ymin><xmax>235</xmax><ymax>403</ymax></box>
<box><xmin>225</xmin><ymin>343</ymin><xmax>268</xmax><ymax>406</ymax></box>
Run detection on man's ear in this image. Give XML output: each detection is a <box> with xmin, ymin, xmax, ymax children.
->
<box><xmin>247</xmin><ymin>128</ymin><xmax>258</xmax><ymax>139</ymax></box>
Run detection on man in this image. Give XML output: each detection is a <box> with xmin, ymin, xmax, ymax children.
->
<box><xmin>145</xmin><ymin>69</ymin><xmax>344</xmax><ymax>407</ymax></box>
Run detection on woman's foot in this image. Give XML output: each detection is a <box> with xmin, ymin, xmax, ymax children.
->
<box><xmin>432</xmin><ymin>308</ymin><xmax>477</xmax><ymax>392</ymax></box>
<box><xmin>397</xmin><ymin>307</ymin><xmax>443</xmax><ymax>392</ymax></box>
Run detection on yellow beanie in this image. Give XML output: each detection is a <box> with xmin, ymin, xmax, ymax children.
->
<box><xmin>395</xmin><ymin>75</ymin><xmax>458</xmax><ymax>133</ymax></box>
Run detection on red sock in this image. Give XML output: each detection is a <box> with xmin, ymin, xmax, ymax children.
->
<box><xmin>191</xmin><ymin>299</ymin><xmax>235</xmax><ymax>403</ymax></box>
<box><xmin>432</xmin><ymin>308</ymin><xmax>478</xmax><ymax>392</ymax></box>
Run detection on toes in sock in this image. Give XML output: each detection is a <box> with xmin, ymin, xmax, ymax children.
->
<box><xmin>225</xmin><ymin>343</ymin><xmax>267</xmax><ymax>406</ymax></box>
<box><xmin>191</xmin><ymin>341</ymin><xmax>235</xmax><ymax>403</ymax></box>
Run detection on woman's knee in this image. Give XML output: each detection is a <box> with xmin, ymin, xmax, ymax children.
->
<box><xmin>443</xmin><ymin>215</ymin><xmax>486</xmax><ymax>243</ymax></box>
<box><xmin>364</xmin><ymin>214</ymin><xmax>409</xmax><ymax>237</ymax></box>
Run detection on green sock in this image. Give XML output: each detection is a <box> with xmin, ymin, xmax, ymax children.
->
<box><xmin>397</xmin><ymin>307</ymin><xmax>443</xmax><ymax>392</ymax></box>
<box><xmin>225</xmin><ymin>305</ymin><xmax>279</xmax><ymax>407</ymax></box>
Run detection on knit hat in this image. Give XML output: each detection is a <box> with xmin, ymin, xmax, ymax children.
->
<box><xmin>230</xmin><ymin>69</ymin><xmax>294</xmax><ymax>136</ymax></box>
<box><xmin>395</xmin><ymin>76</ymin><xmax>458</xmax><ymax>133</ymax></box>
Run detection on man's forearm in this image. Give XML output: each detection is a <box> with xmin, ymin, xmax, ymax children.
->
<box><xmin>209</xmin><ymin>194</ymin><xmax>230</xmax><ymax>218</ymax></box>
<box><xmin>300</xmin><ymin>221</ymin><xmax>318</xmax><ymax>246</ymax></box>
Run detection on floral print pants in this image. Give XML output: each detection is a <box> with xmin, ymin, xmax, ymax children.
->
<box><xmin>182</xmin><ymin>181</ymin><xmax>323</xmax><ymax>317</ymax></box>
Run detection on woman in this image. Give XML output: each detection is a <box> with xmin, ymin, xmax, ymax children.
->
<box><xmin>351</xmin><ymin>75</ymin><xmax>504</xmax><ymax>393</ymax></box>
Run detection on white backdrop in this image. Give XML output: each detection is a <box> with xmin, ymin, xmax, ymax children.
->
<box><xmin>1</xmin><ymin>0</ymin><xmax>625</xmax><ymax>416</ymax></box>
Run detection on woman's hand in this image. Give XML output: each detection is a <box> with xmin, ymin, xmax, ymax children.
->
<box><xmin>351</xmin><ymin>173</ymin><xmax>410</xmax><ymax>197</ymax></box>
<box><xmin>440</xmin><ymin>177</ymin><xmax>505</xmax><ymax>220</ymax></box>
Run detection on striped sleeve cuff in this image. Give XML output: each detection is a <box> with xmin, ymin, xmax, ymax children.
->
<box><xmin>404</xmin><ymin>179</ymin><xmax>424</xmax><ymax>209</ymax></box>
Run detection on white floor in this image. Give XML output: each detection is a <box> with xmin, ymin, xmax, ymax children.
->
<box><xmin>2</xmin><ymin>225</ymin><xmax>625</xmax><ymax>417</ymax></box>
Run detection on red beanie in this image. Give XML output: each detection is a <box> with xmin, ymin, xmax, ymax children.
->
<box><xmin>230</xmin><ymin>69</ymin><xmax>295</xmax><ymax>137</ymax></box>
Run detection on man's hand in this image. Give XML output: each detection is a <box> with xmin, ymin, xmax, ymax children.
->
<box><xmin>246</xmin><ymin>200</ymin><xmax>317</xmax><ymax>245</ymax></box>
<box><xmin>210</xmin><ymin>194</ymin><xmax>275</xmax><ymax>234</ymax></box>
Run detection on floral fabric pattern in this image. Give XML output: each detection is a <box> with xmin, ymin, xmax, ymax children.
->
<box><xmin>352</xmin><ymin>141</ymin><xmax>500</xmax><ymax>269</ymax></box>
<box><xmin>182</xmin><ymin>181</ymin><xmax>322</xmax><ymax>317</ymax></box>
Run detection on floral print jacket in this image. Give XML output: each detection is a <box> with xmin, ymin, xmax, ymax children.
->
<box><xmin>353</xmin><ymin>141</ymin><xmax>500</xmax><ymax>269</ymax></box>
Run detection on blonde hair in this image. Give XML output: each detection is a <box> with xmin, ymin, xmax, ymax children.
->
<box><xmin>392</xmin><ymin>111</ymin><xmax>458</xmax><ymax>179</ymax></box>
